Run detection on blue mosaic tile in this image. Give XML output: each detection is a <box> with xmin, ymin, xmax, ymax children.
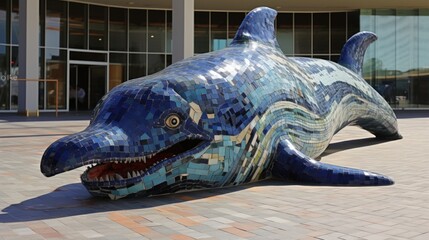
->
<box><xmin>41</xmin><ymin>7</ymin><xmax>401</xmax><ymax>199</ymax></box>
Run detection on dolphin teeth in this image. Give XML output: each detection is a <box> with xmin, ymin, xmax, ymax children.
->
<box><xmin>100</xmin><ymin>176</ymin><xmax>104</xmax><ymax>182</ymax></box>
<box><xmin>115</xmin><ymin>174</ymin><xmax>123</xmax><ymax>180</ymax></box>
<box><xmin>132</xmin><ymin>171</ymin><xmax>137</xmax><ymax>178</ymax></box>
<box><xmin>127</xmin><ymin>172</ymin><xmax>132</xmax><ymax>179</ymax></box>
<box><xmin>114</xmin><ymin>160</ymin><xmax>118</xmax><ymax>164</ymax></box>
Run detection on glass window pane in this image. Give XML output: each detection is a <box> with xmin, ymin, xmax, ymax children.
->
<box><xmin>148</xmin><ymin>54</ymin><xmax>165</xmax><ymax>75</ymax></box>
<box><xmin>11</xmin><ymin>0</ymin><xmax>19</xmax><ymax>45</ymax></box>
<box><xmin>347</xmin><ymin>11</ymin><xmax>360</xmax><ymax>39</ymax></box>
<box><xmin>331</xmin><ymin>12</ymin><xmax>346</xmax><ymax>54</ymax></box>
<box><xmin>360</xmin><ymin>10</ymin><xmax>376</xmax><ymax>85</ymax></box>
<box><xmin>148</xmin><ymin>10</ymin><xmax>165</xmax><ymax>53</ymax></box>
<box><xmin>375</xmin><ymin>10</ymin><xmax>396</xmax><ymax>105</ymax></box>
<box><xmin>10</xmin><ymin>46</ymin><xmax>18</xmax><ymax>109</ymax></box>
<box><xmin>294</xmin><ymin>13</ymin><xmax>311</xmax><ymax>54</ymax></box>
<box><xmin>228</xmin><ymin>12</ymin><xmax>245</xmax><ymax>43</ymax></box>
<box><xmin>89</xmin><ymin>5</ymin><xmax>107</xmax><ymax>50</ymax></box>
<box><xmin>167</xmin><ymin>11</ymin><xmax>172</xmax><ymax>53</ymax></box>
<box><xmin>109</xmin><ymin>8</ymin><xmax>127</xmax><ymax>51</ymax></box>
<box><xmin>0</xmin><ymin>1</ymin><xmax>7</xmax><ymax>44</ymax></box>
<box><xmin>129</xmin><ymin>53</ymin><xmax>146</xmax><ymax>79</ymax></box>
<box><xmin>69</xmin><ymin>2</ymin><xmax>87</xmax><ymax>49</ymax></box>
<box><xmin>194</xmin><ymin>12</ymin><xmax>209</xmax><ymax>54</ymax></box>
<box><xmin>313</xmin><ymin>13</ymin><xmax>329</xmax><ymax>54</ymax></box>
<box><xmin>211</xmin><ymin>12</ymin><xmax>227</xmax><ymax>51</ymax></box>
<box><xmin>109</xmin><ymin>53</ymin><xmax>127</xmax><ymax>90</ymax></box>
<box><xmin>0</xmin><ymin>45</ymin><xmax>9</xmax><ymax>110</ymax></box>
<box><xmin>46</xmin><ymin>48</ymin><xmax>67</xmax><ymax>109</ymax></box>
<box><xmin>418</xmin><ymin>10</ymin><xmax>429</xmax><ymax>107</ymax></box>
<box><xmin>45</xmin><ymin>0</ymin><xmax>67</xmax><ymax>48</ymax></box>
<box><xmin>129</xmin><ymin>9</ymin><xmax>146</xmax><ymax>52</ymax></box>
<box><xmin>277</xmin><ymin>13</ymin><xmax>293</xmax><ymax>55</ymax></box>
<box><xmin>396</xmin><ymin>10</ymin><xmax>418</xmax><ymax>108</ymax></box>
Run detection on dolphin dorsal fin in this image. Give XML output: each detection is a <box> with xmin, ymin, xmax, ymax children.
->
<box><xmin>230</xmin><ymin>7</ymin><xmax>279</xmax><ymax>47</ymax></box>
<box><xmin>338</xmin><ymin>31</ymin><xmax>377</xmax><ymax>76</ymax></box>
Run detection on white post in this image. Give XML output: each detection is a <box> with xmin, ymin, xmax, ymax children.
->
<box><xmin>18</xmin><ymin>0</ymin><xmax>39</xmax><ymax>116</ymax></box>
<box><xmin>172</xmin><ymin>0</ymin><xmax>194</xmax><ymax>63</ymax></box>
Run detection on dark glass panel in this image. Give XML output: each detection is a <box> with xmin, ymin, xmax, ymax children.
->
<box><xmin>69</xmin><ymin>2</ymin><xmax>87</xmax><ymax>49</ymax></box>
<box><xmin>0</xmin><ymin>0</ymin><xmax>8</xmax><ymax>44</ymax></box>
<box><xmin>89</xmin><ymin>5</ymin><xmax>107</xmax><ymax>50</ymax></box>
<box><xmin>148</xmin><ymin>10</ymin><xmax>165</xmax><ymax>52</ymax></box>
<box><xmin>129</xmin><ymin>9</ymin><xmax>146</xmax><ymax>52</ymax></box>
<box><xmin>11</xmin><ymin>0</ymin><xmax>18</xmax><ymax>44</ymax></box>
<box><xmin>277</xmin><ymin>13</ymin><xmax>293</xmax><ymax>55</ymax></box>
<box><xmin>148</xmin><ymin>54</ymin><xmax>165</xmax><ymax>75</ymax></box>
<box><xmin>129</xmin><ymin>53</ymin><xmax>146</xmax><ymax>79</ymax></box>
<box><xmin>109</xmin><ymin>8</ymin><xmax>127</xmax><ymax>51</ymax></box>
<box><xmin>39</xmin><ymin>48</ymin><xmax>44</xmax><ymax>109</ymax></box>
<box><xmin>418</xmin><ymin>10</ymin><xmax>429</xmax><ymax>107</ymax></box>
<box><xmin>109</xmin><ymin>53</ymin><xmax>127</xmax><ymax>90</ymax></box>
<box><xmin>211</xmin><ymin>12</ymin><xmax>227</xmax><ymax>51</ymax></box>
<box><xmin>0</xmin><ymin>45</ymin><xmax>10</xmax><ymax>109</ymax></box>
<box><xmin>70</xmin><ymin>51</ymin><xmax>107</xmax><ymax>62</ymax></box>
<box><xmin>347</xmin><ymin>11</ymin><xmax>360</xmax><ymax>38</ymax></box>
<box><xmin>294</xmin><ymin>13</ymin><xmax>311</xmax><ymax>54</ymax></box>
<box><xmin>194</xmin><ymin>11</ymin><xmax>209</xmax><ymax>53</ymax></box>
<box><xmin>315</xmin><ymin>55</ymin><xmax>330</xmax><ymax>61</ymax></box>
<box><xmin>167</xmin><ymin>11</ymin><xmax>172</xmax><ymax>53</ymax></box>
<box><xmin>330</xmin><ymin>54</ymin><xmax>340</xmax><ymax>63</ymax></box>
<box><xmin>374</xmin><ymin>10</ymin><xmax>396</xmax><ymax>106</ymax></box>
<box><xmin>45</xmin><ymin>0</ymin><xmax>67</xmax><ymax>48</ymax></box>
<box><xmin>166</xmin><ymin>54</ymin><xmax>172</xmax><ymax>67</ymax></box>
<box><xmin>396</xmin><ymin>10</ymin><xmax>418</xmax><ymax>108</ymax></box>
<box><xmin>10</xmin><ymin>46</ymin><xmax>18</xmax><ymax>109</ymax></box>
<box><xmin>331</xmin><ymin>12</ymin><xmax>346</xmax><ymax>54</ymax></box>
<box><xmin>313</xmin><ymin>13</ymin><xmax>329</xmax><ymax>54</ymax></box>
<box><xmin>228</xmin><ymin>12</ymin><xmax>245</xmax><ymax>41</ymax></box>
<box><xmin>46</xmin><ymin>48</ymin><xmax>67</xmax><ymax>109</ymax></box>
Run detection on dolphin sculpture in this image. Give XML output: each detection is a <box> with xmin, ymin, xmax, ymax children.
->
<box><xmin>41</xmin><ymin>7</ymin><xmax>401</xmax><ymax>199</ymax></box>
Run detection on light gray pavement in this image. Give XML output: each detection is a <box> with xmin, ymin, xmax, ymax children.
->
<box><xmin>0</xmin><ymin>111</ymin><xmax>428</xmax><ymax>240</ymax></box>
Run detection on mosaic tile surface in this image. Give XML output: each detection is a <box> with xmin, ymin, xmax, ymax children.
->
<box><xmin>40</xmin><ymin>7</ymin><xmax>401</xmax><ymax>199</ymax></box>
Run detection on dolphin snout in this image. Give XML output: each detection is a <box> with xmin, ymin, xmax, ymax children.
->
<box><xmin>40</xmin><ymin>127</ymin><xmax>129</xmax><ymax>177</ymax></box>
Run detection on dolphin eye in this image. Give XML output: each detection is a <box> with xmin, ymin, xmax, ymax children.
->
<box><xmin>165</xmin><ymin>114</ymin><xmax>181</xmax><ymax>129</ymax></box>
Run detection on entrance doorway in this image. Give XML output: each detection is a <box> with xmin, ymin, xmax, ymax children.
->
<box><xmin>69</xmin><ymin>64</ymin><xmax>107</xmax><ymax>111</ymax></box>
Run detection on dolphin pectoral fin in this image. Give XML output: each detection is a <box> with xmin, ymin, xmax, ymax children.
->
<box><xmin>272</xmin><ymin>139</ymin><xmax>394</xmax><ymax>186</ymax></box>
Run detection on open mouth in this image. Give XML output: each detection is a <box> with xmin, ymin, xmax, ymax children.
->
<box><xmin>81</xmin><ymin>138</ymin><xmax>208</xmax><ymax>188</ymax></box>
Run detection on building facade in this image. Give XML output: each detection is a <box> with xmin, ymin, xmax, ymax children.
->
<box><xmin>0</xmin><ymin>0</ymin><xmax>428</xmax><ymax>112</ymax></box>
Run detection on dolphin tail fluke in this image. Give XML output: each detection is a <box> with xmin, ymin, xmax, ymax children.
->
<box><xmin>271</xmin><ymin>138</ymin><xmax>394</xmax><ymax>186</ymax></box>
<box><xmin>338</xmin><ymin>31</ymin><xmax>377</xmax><ymax>76</ymax></box>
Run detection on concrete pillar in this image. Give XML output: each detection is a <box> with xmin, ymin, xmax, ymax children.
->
<box><xmin>18</xmin><ymin>0</ymin><xmax>39</xmax><ymax>116</ymax></box>
<box><xmin>172</xmin><ymin>0</ymin><xmax>194</xmax><ymax>63</ymax></box>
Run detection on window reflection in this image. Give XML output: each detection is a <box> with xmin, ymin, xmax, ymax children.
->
<box><xmin>69</xmin><ymin>2</ymin><xmax>87</xmax><ymax>49</ymax></box>
<box><xmin>148</xmin><ymin>10</ymin><xmax>165</xmax><ymax>53</ymax></box>
<box><xmin>0</xmin><ymin>45</ymin><xmax>9</xmax><ymax>110</ymax></box>
<box><xmin>313</xmin><ymin>13</ymin><xmax>329</xmax><ymax>54</ymax></box>
<box><xmin>45</xmin><ymin>48</ymin><xmax>66</xmax><ymax>109</ymax></box>
<box><xmin>294</xmin><ymin>13</ymin><xmax>311</xmax><ymax>54</ymax></box>
<box><xmin>0</xmin><ymin>1</ymin><xmax>7</xmax><ymax>44</ymax></box>
<box><xmin>11</xmin><ymin>0</ymin><xmax>18</xmax><ymax>45</ymax></box>
<box><xmin>129</xmin><ymin>9</ymin><xmax>147</xmax><ymax>52</ymax></box>
<box><xmin>129</xmin><ymin>53</ymin><xmax>146</xmax><ymax>79</ymax></box>
<box><xmin>331</xmin><ymin>13</ymin><xmax>346</xmax><ymax>54</ymax></box>
<box><xmin>148</xmin><ymin>54</ymin><xmax>165</xmax><ymax>75</ymax></box>
<box><xmin>277</xmin><ymin>13</ymin><xmax>293</xmax><ymax>55</ymax></box>
<box><xmin>109</xmin><ymin>53</ymin><xmax>127</xmax><ymax>90</ymax></box>
<box><xmin>228</xmin><ymin>12</ymin><xmax>245</xmax><ymax>44</ymax></box>
<box><xmin>211</xmin><ymin>12</ymin><xmax>227</xmax><ymax>51</ymax></box>
<box><xmin>45</xmin><ymin>0</ymin><xmax>67</xmax><ymax>48</ymax></box>
<box><xmin>194</xmin><ymin>12</ymin><xmax>209</xmax><ymax>53</ymax></box>
<box><xmin>109</xmin><ymin>8</ymin><xmax>127</xmax><ymax>51</ymax></box>
<box><xmin>89</xmin><ymin>5</ymin><xmax>107</xmax><ymax>50</ymax></box>
<box><xmin>10</xmin><ymin>46</ymin><xmax>18</xmax><ymax>109</ymax></box>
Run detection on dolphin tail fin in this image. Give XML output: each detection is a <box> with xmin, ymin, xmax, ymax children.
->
<box><xmin>272</xmin><ymin>138</ymin><xmax>394</xmax><ymax>186</ymax></box>
<box><xmin>338</xmin><ymin>31</ymin><xmax>377</xmax><ymax>76</ymax></box>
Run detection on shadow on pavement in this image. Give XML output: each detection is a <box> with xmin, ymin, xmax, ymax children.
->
<box><xmin>0</xmin><ymin>180</ymin><xmax>286</xmax><ymax>223</ymax></box>
<box><xmin>320</xmin><ymin>137</ymin><xmax>389</xmax><ymax>159</ymax></box>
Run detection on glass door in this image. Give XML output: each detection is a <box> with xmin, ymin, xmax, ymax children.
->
<box><xmin>69</xmin><ymin>64</ymin><xmax>106</xmax><ymax>111</ymax></box>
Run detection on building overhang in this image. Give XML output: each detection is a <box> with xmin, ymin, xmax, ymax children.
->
<box><xmin>67</xmin><ymin>0</ymin><xmax>429</xmax><ymax>11</ymax></box>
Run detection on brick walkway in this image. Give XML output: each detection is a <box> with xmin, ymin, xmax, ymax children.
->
<box><xmin>0</xmin><ymin>112</ymin><xmax>428</xmax><ymax>240</ymax></box>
